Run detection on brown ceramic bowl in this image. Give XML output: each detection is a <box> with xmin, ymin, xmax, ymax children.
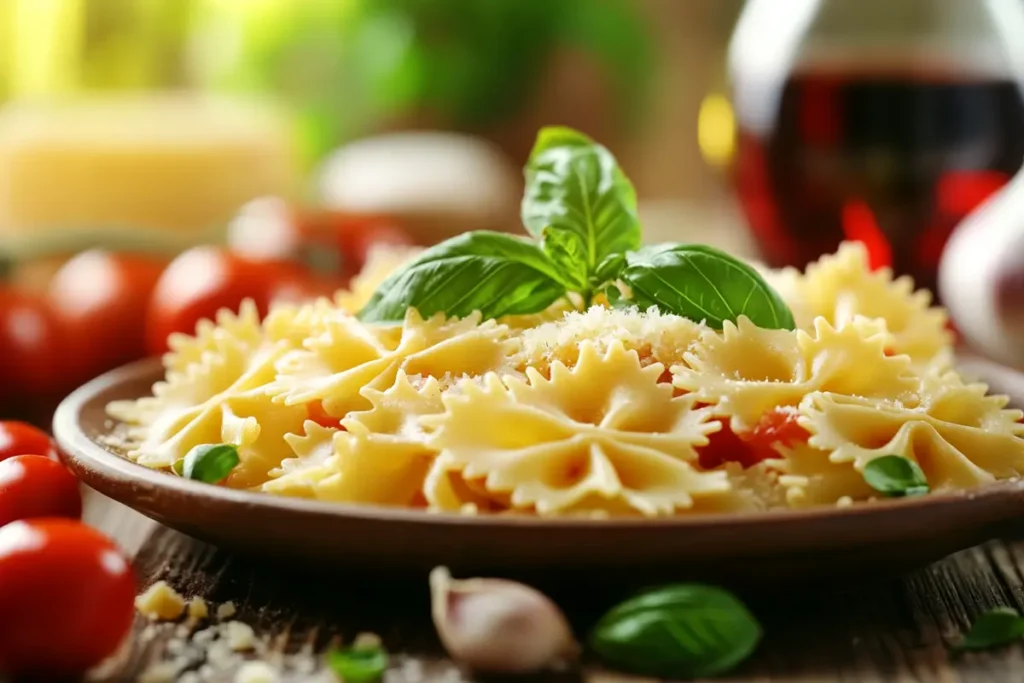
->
<box><xmin>53</xmin><ymin>357</ymin><xmax>1024</xmax><ymax>585</ymax></box>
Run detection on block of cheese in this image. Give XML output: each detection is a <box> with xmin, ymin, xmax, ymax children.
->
<box><xmin>0</xmin><ymin>94</ymin><xmax>298</xmax><ymax>245</ymax></box>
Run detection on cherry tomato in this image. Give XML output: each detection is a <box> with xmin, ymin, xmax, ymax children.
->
<box><xmin>48</xmin><ymin>250</ymin><xmax>167</xmax><ymax>386</ymax></box>
<box><xmin>306</xmin><ymin>400</ymin><xmax>344</xmax><ymax>430</ymax></box>
<box><xmin>0</xmin><ymin>290</ymin><xmax>66</xmax><ymax>401</ymax></box>
<box><xmin>0</xmin><ymin>456</ymin><xmax>81</xmax><ymax>527</ymax></box>
<box><xmin>0</xmin><ymin>421</ymin><xmax>57</xmax><ymax>462</ymax></box>
<box><xmin>0</xmin><ymin>518</ymin><xmax>136</xmax><ymax>676</ymax></box>
<box><xmin>696</xmin><ymin>408</ymin><xmax>805</xmax><ymax>470</ymax></box>
<box><xmin>146</xmin><ymin>246</ymin><xmax>307</xmax><ymax>355</ymax></box>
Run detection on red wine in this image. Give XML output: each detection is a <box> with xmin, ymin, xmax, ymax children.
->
<box><xmin>733</xmin><ymin>68</ymin><xmax>1024</xmax><ymax>295</ymax></box>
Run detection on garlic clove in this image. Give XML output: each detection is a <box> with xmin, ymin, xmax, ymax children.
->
<box><xmin>429</xmin><ymin>566</ymin><xmax>578</xmax><ymax>673</ymax></box>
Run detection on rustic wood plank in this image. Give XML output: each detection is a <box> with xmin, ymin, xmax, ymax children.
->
<box><xmin>80</xmin><ymin>489</ymin><xmax>1024</xmax><ymax>683</ymax></box>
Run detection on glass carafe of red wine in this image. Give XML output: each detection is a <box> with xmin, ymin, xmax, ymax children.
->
<box><xmin>728</xmin><ymin>0</ymin><xmax>1024</xmax><ymax>298</ymax></box>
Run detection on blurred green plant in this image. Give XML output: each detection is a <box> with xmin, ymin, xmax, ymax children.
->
<box><xmin>190</xmin><ymin>0</ymin><xmax>655</xmax><ymax>168</ymax></box>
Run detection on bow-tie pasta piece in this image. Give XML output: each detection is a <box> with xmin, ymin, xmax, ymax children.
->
<box><xmin>162</xmin><ymin>299</ymin><xmax>265</xmax><ymax>375</ymax></box>
<box><xmin>423</xmin><ymin>341</ymin><xmax>748</xmax><ymax>517</ymax></box>
<box><xmin>266</xmin><ymin>372</ymin><xmax>442</xmax><ymax>505</ymax></box>
<box><xmin>109</xmin><ymin>307</ymin><xmax>299</xmax><ymax>469</ymax></box>
<box><xmin>268</xmin><ymin>309</ymin><xmax>517</xmax><ymax>419</ymax></box>
<box><xmin>261</xmin><ymin>421</ymin><xmax>344</xmax><ymax>498</ymax></box>
<box><xmin>674</xmin><ymin>316</ymin><xmax>919</xmax><ymax>435</ymax></box>
<box><xmin>797</xmin><ymin>372</ymin><xmax>1024</xmax><ymax>498</ymax></box>
<box><xmin>515</xmin><ymin>306</ymin><xmax>704</xmax><ymax>379</ymax></box>
<box><xmin>798</xmin><ymin>242</ymin><xmax>952</xmax><ymax>365</ymax></box>
<box><xmin>262</xmin><ymin>297</ymin><xmax>338</xmax><ymax>347</ymax></box>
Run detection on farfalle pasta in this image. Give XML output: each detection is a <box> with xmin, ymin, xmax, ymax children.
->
<box><xmin>107</xmin><ymin>237</ymin><xmax>1024</xmax><ymax>518</ymax></box>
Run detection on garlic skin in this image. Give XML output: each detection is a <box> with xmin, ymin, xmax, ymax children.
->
<box><xmin>429</xmin><ymin>566</ymin><xmax>577</xmax><ymax>673</ymax></box>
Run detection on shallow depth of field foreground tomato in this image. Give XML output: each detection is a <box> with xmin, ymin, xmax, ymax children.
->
<box><xmin>48</xmin><ymin>250</ymin><xmax>167</xmax><ymax>386</ymax></box>
<box><xmin>0</xmin><ymin>289</ymin><xmax>66</xmax><ymax>403</ymax></box>
<box><xmin>0</xmin><ymin>455</ymin><xmax>82</xmax><ymax>527</ymax></box>
<box><xmin>0</xmin><ymin>519</ymin><xmax>136</xmax><ymax>676</ymax></box>
<box><xmin>0</xmin><ymin>420</ymin><xmax>57</xmax><ymax>462</ymax></box>
<box><xmin>145</xmin><ymin>246</ymin><xmax>307</xmax><ymax>355</ymax></box>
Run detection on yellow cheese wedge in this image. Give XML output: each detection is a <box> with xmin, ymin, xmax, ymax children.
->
<box><xmin>0</xmin><ymin>94</ymin><xmax>299</xmax><ymax>242</ymax></box>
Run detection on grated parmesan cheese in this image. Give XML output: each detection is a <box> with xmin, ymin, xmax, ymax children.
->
<box><xmin>135</xmin><ymin>581</ymin><xmax>186</xmax><ymax>621</ymax></box>
<box><xmin>188</xmin><ymin>596</ymin><xmax>210</xmax><ymax>621</ymax></box>
<box><xmin>225</xmin><ymin>620</ymin><xmax>256</xmax><ymax>651</ymax></box>
<box><xmin>234</xmin><ymin>661</ymin><xmax>280</xmax><ymax>683</ymax></box>
<box><xmin>216</xmin><ymin>601</ymin><xmax>238</xmax><ymax>620</ymax></box>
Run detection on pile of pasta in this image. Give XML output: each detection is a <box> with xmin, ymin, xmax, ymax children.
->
<box><xmin>108</xmin><ymin>242</ymin><xmax>1024</xmax><ymax>517</ymax></box>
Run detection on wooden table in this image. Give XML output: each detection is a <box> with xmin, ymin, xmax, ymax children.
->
<box><xmin>82</xmin><ymin>487</ymin><xmax>1024</xmax><ymax>683</ymax></box>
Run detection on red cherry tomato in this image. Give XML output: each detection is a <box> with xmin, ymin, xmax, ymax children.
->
<box><xmin>146</xmin><ymin>246</ymin><xmax>307</xmax><ymax>355</ymax></box>
<box><xmin>696</xmin><ymin>408</ymin><xmax>805</xmax><ymax>470</ymax></box>
<box><xmin>0</xmin><ymin>518</ymin><xmax>136</xmax><ymax>676</ymax></box>
<box><xmin>306</xmin><ymin>400</ymin><xmax>344</xmax><ymax>430</ymax></box>
<box><xmin>0</xmin><ymin>456</ymin><xmax>81</xmax><ymax>527</ymax></box>
<box><xmin>0</xmin><ymin>290</ymin><xmax>66</xmax><ymax>401</ymax></box>
<box><xmin>48</xmin><ymin>250</ymin><xmax>166</xmax><ymax>386</ymax></box>
<box><xmin>0</xmin><ymin>421</ymin><xmax>57</xmax><ymax>462</ymax></box>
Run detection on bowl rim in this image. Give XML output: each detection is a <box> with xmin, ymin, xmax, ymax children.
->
<box><xmin>53</xmin><ymin>356</ymin><xmax>1024</xmax><ymax>532</ymax></box>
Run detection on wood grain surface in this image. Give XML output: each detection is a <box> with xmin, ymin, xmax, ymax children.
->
<box><xmin>78</xmin><ymin>488</ymin><xmax>1024</xmax><ymax>683</ymax></box>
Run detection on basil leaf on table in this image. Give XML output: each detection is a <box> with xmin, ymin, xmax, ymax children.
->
<box><xmin>522</xmin><ymin>126</ymin><xmax>641</xmax><ymax>295</ymax></box>
<box><xmin>862</xmin><ymin>455</ymin><xmax>930</xmax><ymax>497</ymax></box>
<box><xmin>181</xmin><ymin>444</ymin><xmax>239</xmax><ymax>484</ymax></box>
<box><xmin>620</xmin><ymin>243</ymin><xmax>796</xmax><ymax>330</ymax></box>
<box><xmin>356</xmin><ymin>231</ymin><xmax>566</xmax><ymax>323</ymax></box>
<box><xmin>955</xmin><ymin>607</ymin><xmax>1024</xmax><ymax>651</ymax></box>
<box><xmin>590</xmin><ymin>584</ymin><xmax>761</xmax><ymax>678</ymax></box>
<box><xmin>327</xmin><ymin>645</ymin><xmax>388</xmax><ymax>683</ymax></box>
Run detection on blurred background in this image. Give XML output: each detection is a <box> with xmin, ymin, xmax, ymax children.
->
<box><xmin>2</xmin><ymin>0</ymin><xmax>1024</xmax><ymax>420</ymax></box>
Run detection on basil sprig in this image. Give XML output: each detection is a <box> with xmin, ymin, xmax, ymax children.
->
<box><xmin>176</xmin><ymin>444</ymin><xmax>240</xmax><ymax>484</ymax></box>
<box><xmin>622</xmin><ymin>244</ymin><xmax>796</xmax><ymax>330</ymax></box>
<box><xmin>357</xmin><ymin>125</ymin><xmax>794</xmax><ymax>329</ymax></box>
<box><xmin>955</xmin><ymin>607</ymin><xmax>1024</xmax><ymax>652</ymax></box>
<box><xmin>590</xmin><ymin>584</ymin><xmax>761</xmax><ymax>678</ymax></box>
<box><xmin>862</xmin><ymin>455</ymin><xmax>930</xmax><ymax>497</ymax></box>
<box><xmin>327</xmin><ymin>644</ymin><xmax>388</xmax><ymax>683</ymax></box>
<box><xmin>522</xmin><ymin>126</ymin><xmax>641</xmax><ymax>301</ymax></box>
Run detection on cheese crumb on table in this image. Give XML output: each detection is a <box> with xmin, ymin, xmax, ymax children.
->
<box><xmin>234</xmin><ymin>661</ymin><xmax>280</xmax><ymax>683</ymax></box>
<box><xmin>225</xmin><ymin>620</ymin><xmax>256</xmax><ymax>651</ymax></box>
<box><xmin>135</xmin><ymin>581</ymin><xmax>187</xmax><ymax>621</ymax></box>
<box><xmin>216</xmin><ymin>601</ymin><xmax>238</xmax><ymax>620</ymax></box>
<box><xmin>353</xmin><ymin>631</ymin><xmax>383</xmax><ymax>650</ymax></box>
<box><xmin>188</xmin><ymin>596</ymin><xmax>210</xmax><ymax>621</ymax></box>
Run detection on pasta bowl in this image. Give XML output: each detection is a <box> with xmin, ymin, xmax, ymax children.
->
<box><xmin>53</xmin><ymin>356</ymin><xmax>1024</xmax><ymax>585</ymax></box>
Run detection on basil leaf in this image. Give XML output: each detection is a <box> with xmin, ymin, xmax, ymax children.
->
<box><xmin>181</xmin><ymin>444</ymin><xmax>239</xmax><ymax>484</ymax></box>
<box><xmin>327</xmin><ymin>645</ymin><xmax>388</xmax><ymax>683</ymax></box>
<box><xmin>955</xmin><ymin>607</ymin><xmax>1024</xmax><ymax>651</ymax></box>
<box><xmin>357</xmin><ymin>231</ymin><xmax>566</xmax><ymax>323</ymax></box>
<box><xmin>522</xmin><ymin>126</ymin><xmax>641</xmax><ymax>292</ymax></box>
<box><xmin>590</xmin><ymin>584</ymin><xmax>761</xmax><ymax>678</ymax></box>
<box><xmin>595</xmin><ymin>252</ymin><xmax>627</xmax><ymax>284</ymax></box>
<box><xmin>862</xmin><ymin>455</ymin><xmax>930</xmax><ymax>497</ymax></box>
<box><xmin>620</xmin><ymin>244</ymin><xmax>796</xmax><ymax>330</ymax></box>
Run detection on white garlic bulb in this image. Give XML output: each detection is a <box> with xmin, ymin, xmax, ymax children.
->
<box><xmin>429</xmin><ymin>566</ymin><xmax>577</xmax><ymax>673</ymax></box>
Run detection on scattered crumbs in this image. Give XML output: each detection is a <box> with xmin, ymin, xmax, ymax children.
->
<box><xmin>135</xmin><ymin>581</ymin><xmax>187</xmax><ymax>621</ymax></box>
<box><xmin>235</xmin><ymin>661</ymin><xmax>280</xmax><ymax>683</ymax></box>
<box><xmin>217</xmin><ymin>601</ymin><xmax>238</xmax><ymax>620</ymax></box>
<box><xmin>138</xmin><ymin>661</ymin><xmax>183</xmax><ymax>683</ymax></box>
<box><xmin>352</xmin><ymin>631</ymin><xmax>383</xmax><ymax>650</ymax></box>
<box><xmin>188</xmin><ymin>596</ymin><xmax>210</xmax><ymax>621</ymax></box>
<box><xmin>178</xmin><ymin>673</ymin><xmax>201</xmax><ymax>683</ymax></box>
<box><xmin>175</xmin><ymin>623</ymin><xmax>192</xmax><ymax>639</ymax></box>
<box><xmin>193</xmin><ymin>627</ymin><xmax>217</xmax><ymax>645</ymax></box>
<box><xmin>836</xmin><ymin>496</ymin><xmax>854</xmax><ymax>508</ymax></box>
<box><xmin>225</xmin><ymin>620</ymin><xmax>256</xmax><ymax>651</ymax></box>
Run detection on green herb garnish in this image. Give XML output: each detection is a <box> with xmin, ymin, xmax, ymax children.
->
<box><xmin>180</xmin><ymin>444</ymin><xmax>240</xmax><ymax>484</ymax></box>
<box><xmin>589</xmin><ymin>584</ymin><xmax>761</xmax><ymax>678</ymax></box>
<box><xmin>357</xmin><ymin>126</ymin><xmax>793</xmax><ymax>329</ymax></box>
<box><xmin>862</xmin><ymin>455</ymin><xmax>930</xmax><ymax>497</ymax></box>
<box><xmin>327</xmin><ymin>644</ymin><xmax>388</xmax><ymax>683</ymax></box>
<box><xmin>621</xmin><ymin>243</ymin><xmax>796</xmax><ymax>330</ymax></box>
<box><xmin>955</xmin><ymin>607</ymin><xmax>1024</xmax><ymax>652</ymax></box>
